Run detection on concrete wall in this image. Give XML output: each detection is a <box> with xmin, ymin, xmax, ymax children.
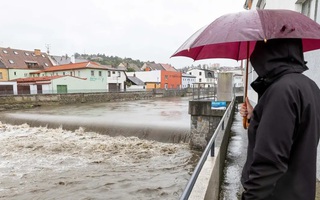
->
<box><xmin>217</xmin><ymin>72</ymin><xmax>234</xmax><ymax>101</ymax></box>
<box><xmin>189</xmin><ymin>101</ymin><xmax>226</xmax><ymax>150</ymax></box>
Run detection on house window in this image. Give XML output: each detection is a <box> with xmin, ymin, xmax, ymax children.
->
<box><xmin>78</xmin><ymin>71</ymin><xmax>80</xmax><ymax>76</ymax></box>
<box><xmin>25</xmin><ymin>61</ymin><xmax>39</xmax><ymax>68</ymax></box>
<box><xmin>199</xmin><ymin>72</ymin><xmax>202</xmax><ymax>75</ymax></box>
<box><xmin>208</xmin><ymin>72</ymin><xmax>213</xmax><ymax>77</ymax></box>
<box><xmin>108</xmin><ymin>71</ymin><xmax>111</xmax><ymax>77</ymax></box>
<box><xmin>24</xmin><ymin>73</ymin><xmax>28</xmax><ymax>77</ymax></box>
<box><xmin>99</xmin><ymin>71</ymin><xmax>102</xmax><ymax>76</ymax></box>
<box><xmin>70</xmin><ymin>72</ymin><xmax>73</xmax><ymax>76</ymax></box>
<box><xmin>112</xmin><ymin>71</ymin><xmax>115</xmax><ymax>74</ymax></box>
<box><xmin>118</xmin><ymin>71</ymin><xmax>121</xmax><ymax>77</ymax></box>
<box><xmin>8</xmin><ymin>60</ymin><xmax>14</xmax><ymax>64</ymax></box>
<box><xmin>44</xmin><ymin>63</ymin><xmax>49</xmax><ymax>67</ymax></box>
<box><xmin>42</xmin><ymin>54</ymin><xmax>45</xmax><ymax>57</ymax></box>
<box><xmin>25</xmin><ymin>52</ymin><xmax>29</xmax><ymax>56</ymax></box>
<box><xmin>13</xmin><ymin>51</ymin><xmax>18</xmax><ymax>55</ymax></box>
<box><xmin>56</xmin><ymin>73</ymin><xmax>58</xmax><ymax>75</ymax></box>
<box><xmin>63</xmin><ymin>72</ymin><xmax>65</xmax><ymax>75</ymax></box>
<box><xmin>91</xmin><ymin>71</ymin><xmax>94</xmax><ymax>76</ymax></box>
<box><xmin>165</xmin><ymin>75</ymin><xmax>168</xmax><ymax>80</ymax></box>
<box><xmin>0</xmin><ymin>72</ymin><xmax>2</xmax><ymax>79</ymax></box>
<box><xmin>2</xmin><ymin>50</ymin><xmax>8</xmax><ymax>54</ymax></box>
<box><xmin>14</xmin><ymin>72</ymin><xmax>17</xmax><ymax>76</ymax></box>
<box><xmin>199</xmin><ymin>78</ymin><xmax>202</xmax><ymax>82</ymax></box>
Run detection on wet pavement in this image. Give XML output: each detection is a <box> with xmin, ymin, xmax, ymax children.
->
<box><xmin>219</xmin><ymin>109</ymin><xmax>247</xmax><ymax>200</ymax></box>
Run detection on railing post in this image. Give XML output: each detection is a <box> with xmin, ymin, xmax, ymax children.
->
<box><xmin>211</xmin><ymin>141</ymin><xmax>215</xmax><ymax>157</ymax></box>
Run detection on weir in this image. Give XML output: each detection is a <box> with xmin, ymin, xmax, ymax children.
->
<box><xmin>0</xmin><ymin>97</ymin><xmax>191</xmax><ymax>144</ymax></box>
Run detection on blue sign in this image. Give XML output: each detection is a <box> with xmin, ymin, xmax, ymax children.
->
<box><xmin>211</xmin><ymin>101</ymin><xmax>227</xmax><ymax>110</ymax></box>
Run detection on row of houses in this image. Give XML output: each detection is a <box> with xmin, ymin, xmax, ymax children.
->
<box><xmin>0</xmin><ymin>46</ymin><xmax>244</xmax><ymax>95</ymax></box>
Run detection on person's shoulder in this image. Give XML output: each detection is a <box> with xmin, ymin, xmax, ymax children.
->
<box><xmin>268</xmin><ymin>74</ymin><xmax>304</xmax><ymax>94</ymax></box>
<box><xmin>271</xmin><ymin>73</ymin><xmax>320</xmax><ymax>94</ymax></box>
<box><xmin>276</xmin><ymin>73</ymin><xmax>312</xmax><ymax>86</ymax></box>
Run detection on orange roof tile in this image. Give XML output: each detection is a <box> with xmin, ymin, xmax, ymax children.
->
<box><xmin>30</xmin><ymin>61</ymin><xmax>111</xmax><ymax>74</ymax></box>
<box><xmin>160</xmin><ymin>63</ymin><xmax>177</xmax><ymax>72</ymax></box>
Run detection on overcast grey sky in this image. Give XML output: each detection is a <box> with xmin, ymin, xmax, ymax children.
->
<box><xmin>1</xmin><ymin>0</ymin><xmax>245</xmax><ymax>68</ymax></box>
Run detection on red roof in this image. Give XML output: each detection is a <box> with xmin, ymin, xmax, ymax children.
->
<box><xmin>30</xmin><ymin>61</ymin><xmax>110</xmax><ymax>74</ymax></box>
<box><xmin>160</xmin><ymin>63</ymin><xmax>177</xmax><ymax>72</ymax></box>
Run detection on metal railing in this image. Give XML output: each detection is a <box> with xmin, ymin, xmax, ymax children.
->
<box><xmin>179</xmin><ymin>98</ymin><xmax>235</xmax><ymax>200</ymax></box>
<box><xmin>192</xmin><ymin>86</ymin><xmax>217</xmax><ymax>100</ymax></box>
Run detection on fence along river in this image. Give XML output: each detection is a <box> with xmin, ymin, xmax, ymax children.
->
<box><xmin>0</xmin><ymin>97</ymin><xmax>201</xmax><ymax>200</ymax></box>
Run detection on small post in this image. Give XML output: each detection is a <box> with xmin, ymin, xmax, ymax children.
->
<box><xmin>211</xmin><ymin>141</ymin><xmax>215</xmax><ymax>157</ymax></box>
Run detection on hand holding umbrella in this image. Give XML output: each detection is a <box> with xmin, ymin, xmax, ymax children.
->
<box><xmin>240</xmin><ymin>97</ymin><xmax>253</xmax><ymax>128</ymax></box>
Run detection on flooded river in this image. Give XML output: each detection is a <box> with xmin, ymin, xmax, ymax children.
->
<box><xmin>0</xmin><ymin>97</ymin><xmax>200</xmax><ymax>200</ymax></box>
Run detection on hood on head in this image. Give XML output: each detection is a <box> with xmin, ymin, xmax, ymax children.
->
<box><xmin>249</xmin><ymin>38</ymin><xmax>308</xmax><ymax>78</ymax></box>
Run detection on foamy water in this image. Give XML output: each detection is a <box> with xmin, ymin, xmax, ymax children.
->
<box><xmin>0</xmin><ymin>122</ymin><xmax>195</xmax><ymax>200</ymax></box>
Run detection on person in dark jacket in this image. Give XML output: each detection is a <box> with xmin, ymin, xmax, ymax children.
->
<box><xmin>240</xmin><ymin>38</ymin><xmax>320</xmax><ymax>200</ymax></box>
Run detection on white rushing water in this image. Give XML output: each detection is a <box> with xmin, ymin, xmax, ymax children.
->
<box><xmin>0</xmin><ymin>122</ymin><xmax>196</xmax><ymax>200</ymax></box>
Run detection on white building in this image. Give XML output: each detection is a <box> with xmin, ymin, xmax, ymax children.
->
<box><xmin>233</xmin><ymin>74</ymin><xmax>244</xmax><ymax>88</ymax></box>
<box><xmin>186</xmin><ymin>68</ymin><xmax>216</xmax><ymax>88</ymax></box>
<box><xmin>181</xmin><ymin>74</ymin><xmax>196</xmax><ymax>89</ymax></box>
<box><xmin>21</xmin><ymin>61</ymin><xmax>127</xmax><ymax>94</ymax></box>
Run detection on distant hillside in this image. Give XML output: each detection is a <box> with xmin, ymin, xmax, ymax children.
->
<box><xmin>74</xmin><ymin>53</ymin><xmax>145</xmax><ymax>68</ymax></box>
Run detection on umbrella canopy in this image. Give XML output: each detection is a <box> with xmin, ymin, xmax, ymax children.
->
<box><xmin>172</xmin><ymin>9</ymin><xmax>320</xmax><ymax>129</ymax></box>
<box><xmin>172</xmin><ymin>9</ymin><xmax>320</xmax><ymax>61</ymax></box>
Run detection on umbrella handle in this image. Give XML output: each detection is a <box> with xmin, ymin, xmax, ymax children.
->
<box><xmin>243</xmin><ymin>116</ymin><xmax>248</xmax><ymax>129</ymax></box>
<box><xmin>243</xmin><ymin>42</ymin><xmax>250</xmax><ymax>130</ymax></box>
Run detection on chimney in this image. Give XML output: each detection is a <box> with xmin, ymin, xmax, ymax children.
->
<box><xmin>34</xmin><ymin>49</ymin><xmax>41</xmax><ymax>56</ymax></box>
<box><xmin>71</xmin><ymin>55</ymin><xmax>75</xmax><ymax>63</ymax></box>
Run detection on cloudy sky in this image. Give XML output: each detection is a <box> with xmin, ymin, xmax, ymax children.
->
<box><xmin>1</xmin><ymin>0</ymin><xmax>245</xmax><ymax>68</ymax></box>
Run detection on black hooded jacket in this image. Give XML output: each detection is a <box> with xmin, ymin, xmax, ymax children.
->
<box><xmin>241</xmin><ymin>39</ymin><xmax>320</xmax><ymax>200</ymax></box>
